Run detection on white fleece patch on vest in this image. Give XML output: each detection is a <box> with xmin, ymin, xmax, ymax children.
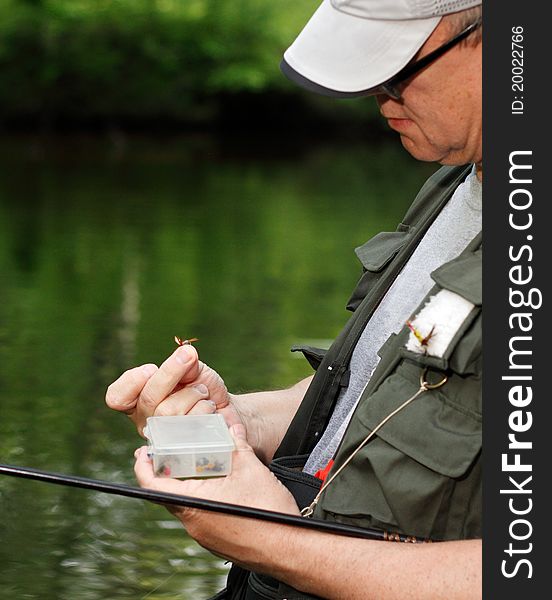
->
<box><xmin>406</xmin><ymin>289</ymin><xmax>475</xmax><ymax>357</ymax></box>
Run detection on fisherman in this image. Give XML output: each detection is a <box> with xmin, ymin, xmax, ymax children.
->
<box><xmin>107</xmin><ymin>1</ymin><xmax>483</xmax><ymax>598</ymax></box>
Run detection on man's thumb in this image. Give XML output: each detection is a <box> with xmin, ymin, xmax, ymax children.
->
<box><xmin>229</xmin><ymin>423</ymin><xmax>250</xmax><ymax>451</ymax></box>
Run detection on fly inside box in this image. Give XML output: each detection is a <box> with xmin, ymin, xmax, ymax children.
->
<box><xmin>144</xmin><ymin>414</ymin><xmax>235</xmax><ymax>478</ymax></box>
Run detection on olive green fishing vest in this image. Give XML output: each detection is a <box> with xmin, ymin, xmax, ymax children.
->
<box><xmin>279</xmin><ymin>163</ymin><xmax>482</xmax><ymax>544</ymax></box>
<box><xmin>222</xmin><ymin>164</ymin><xmax>481</xmax><ymax>600</ymax></box>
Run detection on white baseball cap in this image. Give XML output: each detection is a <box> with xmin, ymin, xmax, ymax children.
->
<box><xmin>281</xmin><ymin>0</ymin><xmax>482</xmax><ymax>97</ymax></box>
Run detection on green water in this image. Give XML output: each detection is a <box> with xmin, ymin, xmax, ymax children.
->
<box><xmin>0</xmin><ymin>135</ymin><xmax>434</xmax><ymax>599</ymax></box>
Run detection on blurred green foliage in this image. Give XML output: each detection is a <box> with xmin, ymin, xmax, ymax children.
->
<box><xmin>0</xmin><ymin>0</ymin><xmax>377</xmax><ymax>126</ymax></box>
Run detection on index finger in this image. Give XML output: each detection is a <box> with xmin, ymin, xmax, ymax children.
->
<box><xmin>106</xmin><ymin>363</ymin><xmax>158</xmax><ymax>414</ymax></box>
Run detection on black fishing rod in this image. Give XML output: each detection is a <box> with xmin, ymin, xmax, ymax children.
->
<box><xmin>0</xmin><ymin>463</ymin><xmax>427</xmax><ymax>543</ymax></box>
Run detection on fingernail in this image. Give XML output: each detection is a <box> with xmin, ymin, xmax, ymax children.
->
<box><xmin>142</xmin><ymin>364</ymin><xmax>157</xmax><ymax>377</ymax></box>
<box><xmin>193</xmin><ymin>383</ymin><xmax>208</xmax><ymax>395</ymax></box>
<box><xmin>175</xmin><ymin>344</ymin><xmax>195</xmax><ymax>364</ymax></box>
<box><xmin>206</xmin><ymin>400</ymin><xmax>216</xmax><ymax>409</ymax></box>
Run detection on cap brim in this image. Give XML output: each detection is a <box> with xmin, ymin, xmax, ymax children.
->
<box><xmin>282</xmin><ymin>0</ymin><xmax>440</xmax><ymax>95</ymax></box>
<box><xmin>280</xmin><ymin>58</ymin><xmax>374</xmax><ymax>98</ymax></box>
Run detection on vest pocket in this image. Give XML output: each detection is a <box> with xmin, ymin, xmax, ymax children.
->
<box><xmin>346</xmin><ymin>231</ymin><xmax>410</xmax><ymax>311</ymax></box>
<box><xmin>269</xmin><ymin>454</ymin><xmax>321</xmax><ymax>510</ymax></box>
<box><xmin>399</xmin><ymin>246</ymin><xmax>482</xmax><ymax>376</ymax></box>
<box><xmin>318</xmin><ymin>361</ymin><xmax>481</xmax><ymax>540</ymax></box>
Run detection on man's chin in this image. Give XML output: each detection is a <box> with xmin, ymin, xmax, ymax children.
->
<box><xmin>399</xmin><ymin>136</ymin><xmax>442</xmax><ymax>164</ymax></box>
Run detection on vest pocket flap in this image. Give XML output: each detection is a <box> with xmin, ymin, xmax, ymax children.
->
<box><xmin>354</xmin><ymin>231</ymin><xmax>410</xmax><ymax>272</ymax></box>
<box><xmin>347</xmin><ymin>231</ymin><xmax>410</xmax><ymax>312</ymax></box>
<box><xmin>431</xmin><ymin>251</ymin><xmax>482</xmax><ymax>306</ymax></box>
<box><xmin>290</xmin><ymin>344</ymin><xmax>328</xmax><ymax>371</ymax></box>
<box><xmin>356</xmin><ymin>367</ymin><xmax>481</xmax><ymax>478</ymax></box>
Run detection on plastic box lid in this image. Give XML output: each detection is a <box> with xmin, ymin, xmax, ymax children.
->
<box><xmin>144</xmin><ymin>414</ymin><xmax>234</xmax><ymax>454</ymax></box>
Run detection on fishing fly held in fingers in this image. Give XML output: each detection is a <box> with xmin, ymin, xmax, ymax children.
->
<box><xmin>174</xmin><ymin>335</ymin><xmax>199</xmax><ymax>347</ymax></box>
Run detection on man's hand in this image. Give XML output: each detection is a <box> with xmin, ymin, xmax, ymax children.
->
<box><xmin>134</xmin><ymin>425</ymin><xmax>481</xmax><ymax>600</ymax></box>
<box><xmin>105</xmin><ymin>344</ymin><xmax>241</xmax><ymax>437</ymax></box>
<box><xmin>106</xmin><ymin>344</ymin><xmax>312</xmax><ymax>461</ymax></box>
<box><xmin>134</xmin><ymin>423</ymin><xmax>300</xmax><ymax>558</ymax></box>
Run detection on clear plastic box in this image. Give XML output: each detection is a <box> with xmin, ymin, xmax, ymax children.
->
<box><xmin>144</xmin><ymin>414</ymin><xmax>235</xmax><ymax>479</ymax></box>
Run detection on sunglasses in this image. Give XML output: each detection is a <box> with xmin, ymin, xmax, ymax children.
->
<box><xmin>373</xmin><ymin>19</ymin><xmax>482</xmax><ymax>100</ymax></box>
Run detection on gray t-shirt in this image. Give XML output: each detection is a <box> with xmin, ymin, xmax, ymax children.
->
<box><xmin>304</xmin><ymin>168</ymin><xmax>482</xmax><ymax>475</ymax></box>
